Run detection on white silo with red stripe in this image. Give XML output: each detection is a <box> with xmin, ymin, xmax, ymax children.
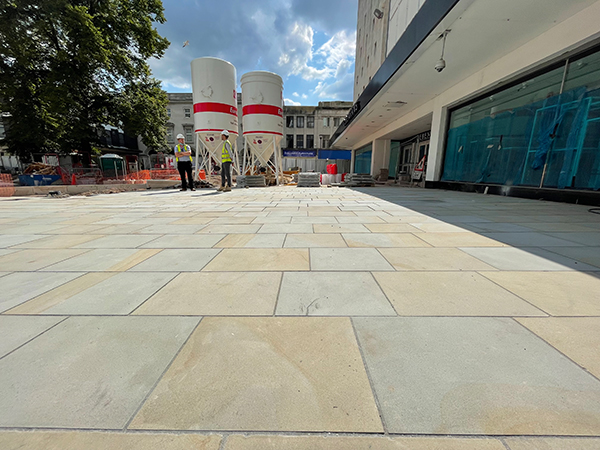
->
<box><xmin>241</xmin><ymin>71</ymin><xmax>284</xmax><ymax>183</ymax></box>
<box><xmin>191</xmin><ymin>57</ymin><xmax>239</xmax><ymax>176</ymax></box>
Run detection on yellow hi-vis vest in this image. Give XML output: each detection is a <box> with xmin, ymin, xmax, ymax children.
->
<box><xmin>221</xmin><ymin>140</ymin><xmax>232</xmax><ymax>163</ymax></box>
<box><xmin>175</xmin><ymin>144</ymin><xmax>192</xmax><ymax>163</ymax></box>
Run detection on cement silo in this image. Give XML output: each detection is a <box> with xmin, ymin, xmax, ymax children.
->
<box><xmin>241</xmin><ymin>71</ymin><xmax>284</xmax><ymax>184</ymax></box>
<box><xmin>191</xmin><ymin>57</ymin><xmax>239</xmax><ymax>176</ymax></box>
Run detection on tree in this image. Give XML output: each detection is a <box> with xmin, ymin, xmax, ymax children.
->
<box><xmin>0</xmin><ymin>0</ymin><xmax>170</xmax><ymax>159</ymax></box>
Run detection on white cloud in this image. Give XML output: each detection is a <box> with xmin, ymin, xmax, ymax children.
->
<box><xmin>302</xmin><ymin>94</ymin><xmax>308</xmax><ymax>99</ymax></box>
<box><xmin>284</xmin><ymin>98</ymin><xmax>302</xmax><ymax>106</ymax></box>
<box><xmin>316</xmin><ymin>30</ymin><xmax>356</xmax><ymax>68</ymax></box>
<box><xmin>292</xmin><ymin>92</ymin><xmax>299</xmax><ymax>97</ymax></box>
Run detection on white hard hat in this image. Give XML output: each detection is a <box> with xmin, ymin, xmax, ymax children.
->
<box><xmin>176</xmin><ymin>133</ymin><xmax>185</xmax><ymax>139</ymax></box>
<box><xmin>221</xmin><ymin>130</ymin><xmax>230</xmax><ymax>136</ymax></box>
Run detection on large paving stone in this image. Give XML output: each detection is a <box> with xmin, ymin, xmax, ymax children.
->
<box><xmin>310</xmin><ymin>248</ymin><xmax>394</xmax><ymax>271</ymax></box>
<box><xmin>129</xmin><ymin>249</ymin><xmax>220</xmax><ymax>272</ymax></box>
<box><xmin>277</xmin><ymin>272</ymin><xmax>396</xmax><ymax>316</ymax></box>
<box><xmin>482</xmin><ymin>272</ymin><xmax>600</xmax><ymax>315</ymax></box>
<box><xmin>0</xmin><ymin>316</ymin><xmax>199</xmax><ymax>428</ymax></box>
<box><xmin>73</xmin><ymin>234</ymin><xmax>159</xmax><ymax>248</ymax></box>
<box><xmin>353</xmin><ymin>317</ymin><xmax>600</xmax><ymax>435</ymax></box>
<box><xmin>505</xmin><ymin>437</ymin><xmax>600</xmax><ymax>449</ymax></box>
<box><xmin>0</xmin><ymin>272</ymin><xmax>84</xmax><ymax>313</ymax></box>
<box><xmin>0</xmin><ymin>316</ymin><xmax>65</xmax><ymax>358</ymax></box>
<box><xmin>284</xmin><ymin>233</ymin><xmax>347</xmax><ymax>248</ymax></box>
<box><xmin>203</xmin><ymin>249</ymin><xmax>309</xmax><ymax>271</ymax></box>
<box><xmin>0</xmin><ymin>249</ymin><xmax>89</xmax><ymax>271</ymax></box>
<box><xmin>416</xmin><ymin>232</ymin><xmax>505</xmax><ymax>247</ymax></box>
<box><xmin>517</xmin><ymin>318</ymin><xmax>600</xmax><ymax>379</ymax></box>
<box><xmin>460</xmin><ymin>247</ymin><xmax>598</xmax><ymax>271</ymax></box>
<box><xmin>41</xmin><ymin>248</ymin><xmax>161</xmax><ymax>271</ymax></box>
<box><xmin>140</xmin><ymin>234</ymin><xmax>226</xmax><ymax>248</ymax></box>
<box><xmin>215</xmin><ymin>233</ymin><xmax>286</xmax><ymax>248</ymax></box>
<box><xmin>0</xmin><ymin>431</ymin><xmax>221</xmax><ymax>450</ymax></box>
<box><xmin>373</xmin><ymin>272</ymin><xmax>546</xmax><ymax>316</ymax></box>
<box><xmin>343</xmin><ymin>233</ymin><xmax>430</xmax><ymax>248</ymax></box>
<box><xmin>379</xmin><ymin>248</ymin><xmax>495</xmax><ymax>271</ymax></box>
<box><xmin>541</xmin><ymin>246</ymin><xmax>600</xmax><ymax>269</ymax></box>
<box><xmin>225</xmin><ymin>435</ymin><xmax>506</xmax><ymax>450</ymax></box>
<box><xmin>134</xmin><ymin>272</ymin><xmax>281</xmax><ymax>315</ymax></box>
<box><xmin>12</xmin><ymin>234</ymin><xmax>104</xmax><ymax>248</ymax></box>
<box><xmin>129</xmin><ymin>317</ymin><xmax>382</xmax><ymax>432</ymax></box>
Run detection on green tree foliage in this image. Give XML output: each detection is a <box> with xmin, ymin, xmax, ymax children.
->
<box><xmin>0</xmin><ymin>0</ymin><xmax>170</xmax><ymax>159</ymax></box>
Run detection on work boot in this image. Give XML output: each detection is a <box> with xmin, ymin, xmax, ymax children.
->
<box><xmin>217</xmin><ymin>186</ymin><xmax>225</xmax><ymax>192</ymax></box>
<box><xmin>224</xmin><ymin>186</ymin><xmax>231</xmax><ymax>192</ymax></box>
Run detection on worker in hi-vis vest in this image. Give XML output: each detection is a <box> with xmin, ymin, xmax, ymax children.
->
<box><xmin>174</xmin><ymin>134</ymin><xmax>195</xmax><ymax>191</ymax></box>
<box><xmin>218</xmin><ymin>130</ymin><xmax>233</xmax><ymax>192</ymax></box>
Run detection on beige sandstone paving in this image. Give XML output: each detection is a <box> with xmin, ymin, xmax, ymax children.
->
<box><xmin>516</xmin><ymin>317</ymin><xmax>600</xmax><ymax>379</ymax></box>
<box><xmin>379</xmin><ymin>247</ymin><xmax>496</xmax><ymax>271</ymax></box>
<box><xmin>365</xmin><ymin>223</ymin><xmax>423</xmax><ymax>233</ymax></box>
<box><xmin>214</xmin><ymin>233</ymin><xmax>286</xmax><ymax>248</ymax></box>
<box><xmin>283</xmin><ymin>233</ymin><xmax>347</xmax><ymax>248</ymax></box>
<box><xmin>0</xmin><ymin>248</ymin><xmax>89</xmax><ymax>271</ymax></box>
<box><xmin>416</xmin><ymin>232</ymin><xmax>506</xmax><ymax>247</ymax></box>
<box><xmin>482</xmin><ymin>271</ymin><xmax>600</xmax><ymax>316</ymax></box>
<box><xmin>343</xmin><ymin>233</ymin><xmax>430</xmax><ymax>248</ymax></box>
<box><xmin>225</xmin><ymin>435</ymin><xmax>506</xmax><ymax>450</ymax></box>
<box><xmin>129</xmin><ymin>317</ymin><xmax>383</xmax><ymax>432</ymax></box>
<box><xmin>11</xmin><ymin>234</ymin><xmax>104</xmax><ymax>249</ymax></box>
<box><xmin>313</xmin><ymin>223</ymin><xmax>371</xmax><ymax>233</ymax></box>
<box><xmin>505</xmin><ymin>437</ymin><xmax>600</xmax><ymax>449</ymax></box>
<box><xmin>374</xmin><ymin>271</ymin><xmax>546</xmax><ymax>316</ymax></box>
<box><xmin>133</xmin><ymin>272</ymin><xmax>281</xmax><ymax>315</ymax></box>
<box><xmin>203</xmin><ymin>248</ymin><xmax>310</xmax><ymax>271</ymax></box>
<box><xmin>0</xmin><ymin>431</ymin><xmax>222</xmax><ymax>450</ymax></box>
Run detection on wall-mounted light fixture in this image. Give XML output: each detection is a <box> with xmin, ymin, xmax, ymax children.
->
<box><xmin>374</xmin><ymin>8</ymin><xmax>383</xmax><ymax>19</ymax></box>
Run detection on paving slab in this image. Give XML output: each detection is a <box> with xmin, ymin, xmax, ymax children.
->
<box><xmin>12</xmin><ymin>234</ymin><xmax>104</xmax><ymax>249</ymax></box>
<box><xmin>276</xmin><ymin>272</ymin><xmax>396</xmax><ymax>316</ymax></box>
<box><xmin>291</xmin><ymin>217</ymin><xmax>338</xmax><ymax>224</ymax></box>
<box><xmin>45</xmin><ymin>224</ymin><xmax>109</xmax><ymax>235</ymax></box>
<box><xmin>0</xmin><ymin>248</ymin><xmax>88</xmax><ymax>271</ymax></box>
<box><xmin>0</xmin><ymin>272</ymin><xmax>84</xmax><ymax>312</ymax></box>
<box><xmin>0</xmin><ymin>431</ymin><xmax>222</xmax><ymax>450</ymax></box>
<box><xmin>313</xmin><ymin>224</ymin><xmax>371</xmax><ymax>233</ymax></box>
<box><xmin>343</xmin><ymin>233</ymin><xmax>430</xmax><ymax>248</ymax></box>
<box><xmin>364</xmin><ymin>223</ymin><xmax>426</xmax><ymax>233</ymax></box>
<box><xmin>199</xmin><ymin>225</ymin><xmax>262</xmax><ymax>234</ymax></box>
<box><xmin>215</xmin><ymin>233</ymin><xmax>286</xmax><ymax>248</ymax></box>
<box><xmin>209</xmin><ymin>217</ymin><xmax>256</xmax><ymax>224</ymax></box>
<box><xmin>140</xmin><ymin>234</ymin><xmax>226</xmax><ymax>248</ymax></box>
<box><xmin>379</xmin><ymin>248</ymin><xmax>495</xmax><ymax>271</ymax></box>
<box><xmin>129</xmin><ymin>249</ymin><xmax>220</xmax><ymax>272</ymax></box>
<box><xmin>73</xmin><ymin>234</ymin><xmax>159</xmax><ymax>248</ymax></box>
<box><xmin>335</xmin><ymin>216</ymin><xmax>386</xmax><ymax>223</ymax></box>
<box><xmin>134</xmin><ymin>272</ymin><xmax>281</xmax><ymax>315</ymax></box>
<box><xmin>41</xmin><ymin>248</ymin><xmax>161</xmax><ymax>271</ymax></box>
<box><xmin>169</xmin><ymin>217</ymin><xmax>215</xmax><ymax>225</ymax></box>
<box><xmin>416</xmin><ymin>232</ymin><xmax>505</xmax><ymax>247</ymax></box>
<box><xmin>505</xmin><ymin>437</ymin><xmax>600</xmax><ymax>449</ymax></box>
<box><xmin>0</xmin><ymin>224</ymin><xmax>68</xmax><ymax>235</ymax></box>
<box><xmin>542</xmin><ymin>246</ymin><xmax>600</xmax><ymax>268</ymax></box>
<box><xmin>481</xmin><ymin>232</ymin><xmax>581</xmax><ymax>247</ymax></box>
<box><xmin>129</xmin><ymin>317</ymin><xmax>382</xmax><ymax>432</ymax></box>
<box><xmin>252</xmin><ymin>216</ymin><xmax>292</xmax><ymax>224</ymax></box>
<box><xmin>460</xmin><ymin>247</ymin><xmax>598</xmax><ymax>271</ymax></box>
<box><xmin>203</xmin><ymin>249</ymin><xmax>309</xmax><ymax>271</ymax></box>
<box><xmin>139</xmin><ymin>224</ymin><xmax>206</xmax><ymax>234</ymax></box>
<box><xmin>37</xmin><ymin>272</ymin><xmax>177</xmax><ymax>315</ymax></box>
<box><xmin>225</xmin><ymin>435</ymin><xmax>506</xmax><ymax>450</ymax></box>
<box><xmin>0</xmin><ymin>316</ymin><xmax>65</xmax><ymax>358</ymax></box>
<box><xmin>546</xmin><ymin>232</ymin><xmax>600</xmax><ymax>246</ymax></box>
<box><xmin>353</xmin><ymin>317</ymin><xmax>600</xmax><ymax>435</ymax></box>
<box><xmin>373</xmin><ymin>272</ymin><xmax>546</xmax><ymax>316</ymax></box>
<box><xmin>259</xmin><ymin>224</ymin><xmax>314</xmax><ymax>234</ymax></box>
<box><xmin>284</xmin><ymin>233</ymin><xmax>347</xmax><ymax>248</ymax></box>
<box><xmin>310</xmin><ymin>248</ymin><xmax>394</xmax><ymax>271</ymax></box>
<box><xmin>481</xmin><ymin>271</ymin><xmax>600</xmax><ymax>316</ymax></box>
<box><xmin>0</xmin><ymin>316</ymin><xmax>199</xmax><ymax>429</ymax></box>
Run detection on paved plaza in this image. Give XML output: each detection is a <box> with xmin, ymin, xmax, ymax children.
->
<box><xmin>0</xmin><ymin>186</ymin><xmax>600</xmax><ymax>449</ymax></box>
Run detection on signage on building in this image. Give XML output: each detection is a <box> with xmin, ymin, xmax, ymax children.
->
<box><xmin>342</xmin><ymin>101</ymin><xmax>361</xmax><ymax>126</ymax></box>
<box><xmin>282</xmin><ymin>150</ymin><xmax>318</xmax><ymax>158</ymax></box>
<box><xmin>318</xmin><ymin>150</ymin><xmax>352</xmax><ymax>160</ymax></box>
<box><xmin>417</xmin><ymin>131</ymin><xmax>431</xmax><ymax>141</ymax></box>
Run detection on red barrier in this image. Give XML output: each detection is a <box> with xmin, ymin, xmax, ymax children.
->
<box><xmin>0</xmin><ymin>174</ymin><xmax>15</xmax><ymax>197</ymax></box>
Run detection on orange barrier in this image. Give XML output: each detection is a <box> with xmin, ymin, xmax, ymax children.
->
<box><xmin>0</xmin><ymin>174</ymin><xmax>15</xmax><ymax>197</ymax></box>
<box><xmin>148</xmin><ymin>169</ymin><xmax>180</xmax><ymax>180</ymax></box>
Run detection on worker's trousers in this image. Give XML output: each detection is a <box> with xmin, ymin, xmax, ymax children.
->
<box><xmin>221</xmin><ymin>161</ymin><xmax>232</xmax><ymax>187</ymax></box>
<box><xmin>177</xmin><ymin>161</ymin><xmax>194</xmax><ymax>190</ymax></box>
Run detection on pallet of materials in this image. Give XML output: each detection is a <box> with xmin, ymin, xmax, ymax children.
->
<box><xmin>237</xmin><ymin>175</ymin><xmax>266</xmax><ymax>188</ymax></box>
<box><xmin>340</xmin><ymin>173</ymin><xmax>376</xmax><ymax>187</ymax></box>
<box><xmin>297</xmin><ymin>172</ymin><xmax>321</xmax><ymax>187</ymax></box>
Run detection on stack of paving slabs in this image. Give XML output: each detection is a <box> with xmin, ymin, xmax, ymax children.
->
<box><xmin>236</xmin><ymin>175</ymin><xmax>266</xmax><ymax>188</ymax></box>
<box><xmin>297</xmin><ymin>172</ymin><xmax>321</xmax><ymax>187</ymax></box>
<box><xmin>342</xmin><ymin>173</ymin><xmax>376</xmax><ymax>187</ymax></box>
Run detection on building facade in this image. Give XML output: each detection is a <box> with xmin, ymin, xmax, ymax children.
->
<box><xmin>333</xmin><ymin>0</ymin><xmax>600</xmax><ymax>202</ymax></box>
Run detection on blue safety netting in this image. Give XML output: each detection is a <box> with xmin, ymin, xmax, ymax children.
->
<box><xmin>442</xmin><ymin>85</ymin><xmax>600</xmax><ymax>190</ymax></box>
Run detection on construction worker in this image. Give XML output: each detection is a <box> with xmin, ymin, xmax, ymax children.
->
<box><xmin>218</xmin><ymin>130</ymin><xmax>233</xmax><ymax>192</ymax></box>
<box><xmin>174</xmin><ymin>134</ymin><xmax>195</xmax><ymax>191</ymax></box>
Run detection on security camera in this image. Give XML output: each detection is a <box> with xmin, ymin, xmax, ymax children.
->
<box><xmin>435</xmin><ymin>58</ymin><xmax>446</xmax><ymax>72</ymax></box>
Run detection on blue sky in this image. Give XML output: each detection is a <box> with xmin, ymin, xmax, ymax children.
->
<box><xmin>149</xmin><ymin>0</ymin><xmax>358</xmax><ymax>106</ymax></box>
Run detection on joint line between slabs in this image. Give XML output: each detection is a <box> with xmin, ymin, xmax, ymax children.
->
<box><xmin>510</xmin><ymin>318</ymin><xmax>600</xmax><ymax>385</ymax></box>
<box><xmin>350</xmin><ymin>317</ymin><xmax>388</xmax><ymax>435</ymax></box>
<box><xmin>369</xmin><ymin>271</ymin><xmax>399</xmax><ymax>316</ymax></box>
<box><xmin>127</xmin><ymin>272</ymin><xmax>180</xmax><ymax>315</ymax></box>
<box><xmin>500</xmin><ymin>438</ymin><xmax>513</xmax><ymax>450</ymax></box>
<box><xmin>0</xmin><ymin>316</ymin><xmax>70</xmax><ymax>362</ymax></box>
<box><xmin>122</xmin><ymin>316</ymin><xmax>204</xmax><ymax>430</ymax></box>
<box><xmin>272</xmin><ymin>272</ymin><xmax>285</xmax><ymax>316</ymax></box>
<box><xmin>218</xmin><ymin>434</ymin><xmax>229</xmax><ymax>450</ymax></box>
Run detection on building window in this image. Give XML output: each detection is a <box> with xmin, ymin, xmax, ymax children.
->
<box><xmin>306</xmin><ymin>135</ymin><xmax>314</xmax><ymax>149</ymax></box>
<box><xmin>319</xmin><ymin>135</ymin><xmax>329</xmax><ymax>148</ymax></box>
<box><xmin>286</xmin><ymin>134</ymin><xmax>294</xmax><ymax>148</ymax></box>
<box><xmin>184</xmin><ymin>108</ymin><xmax>191</xmax><ymax>118</ymax></box>
<box><xmin>296</xmin><ymin>116</ymin><xmax>304</xmax><ymax>128</ymax></box>
<box><xmin>185</xmin><ymin>127</ymin><xmax>193</xmax><ymax>143</ymax></box>
<box><xmin>307</xmin><ymin>116</ymin><xmax>314</xmax><ymax>128</ymax></box>
<box><xmin>296</xmin><ymin>135</ymin><xmax>304</xmax><ymax>148</ymax></box>
<box><xmin>333</xmin><ymin>117</ymin><xmax>340</xmax><ymax>127</ymax></box>
<box><xmin>286</xmin><ymin>116</ymin><xmax>294</xmax><ymax>128</ymax></box>
<box><xmin>167</xmin><ymin>108</ymin><xmax>171</xmax><ymax>118</ymax></box>
<box><xmin>166</xmin><ymin>127</ymin><xmax>174</xmax><ymax>144</ymax></box>
<box><xmin>323</xmin><ymin>117</ymin><xmax>330</xmax><ymax>127</ymax></box>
